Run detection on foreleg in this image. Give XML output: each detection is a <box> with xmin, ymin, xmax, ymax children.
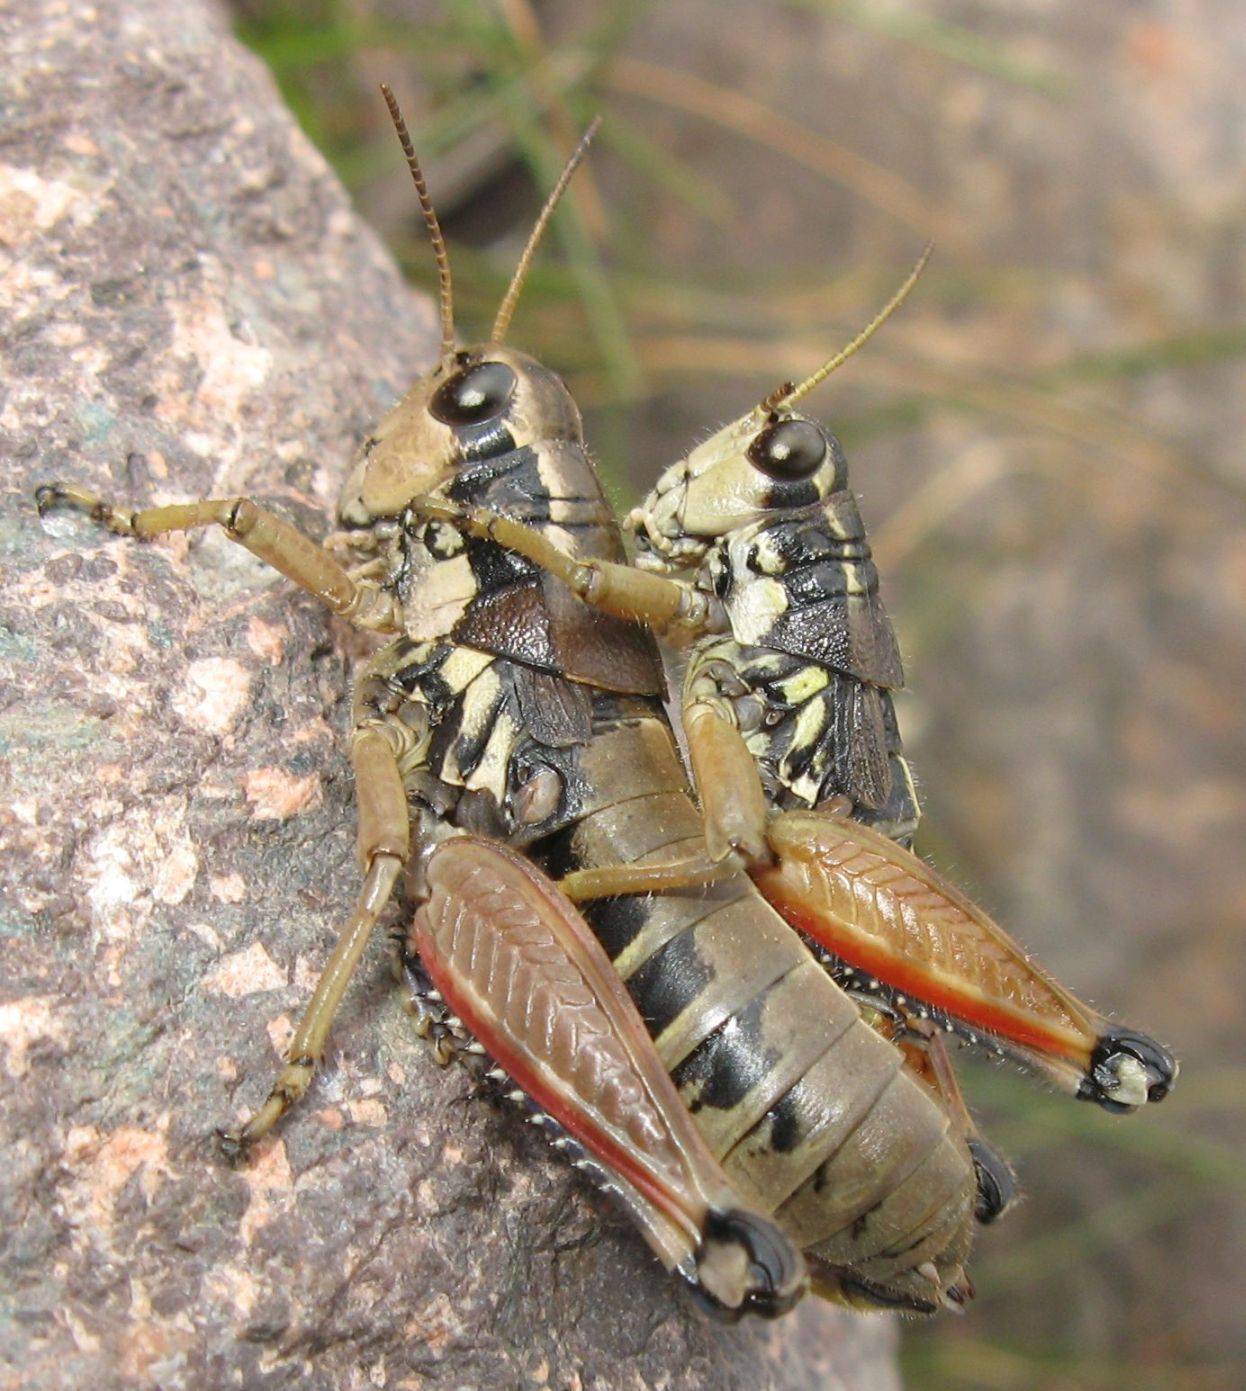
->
<box><xmin>36</xmin><ymin>484</ymin><xmax>394</xmax><ymax>630</ymax></box>
<box><xmin>407</xmin><ymin>495</ymin><xmax>720</xmax><ymax>641</ymax></box>
<box><xmin>560</xmin><ymin>679</ymin><xmax>775</xmax><ymax>901</ymax></box>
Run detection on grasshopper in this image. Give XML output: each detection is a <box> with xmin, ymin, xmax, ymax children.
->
<box><xmin>35</xmin><ymin>91</ymin><xmax>989</xmax><ymax>1318</ymax></box>
<box><xmin>409</xmin><ymin>251</ymin><xmax>1177</xmax><ymax>1134</ymax></box>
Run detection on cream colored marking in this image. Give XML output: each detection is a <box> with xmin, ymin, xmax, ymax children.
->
<box><xmin>729</xmin><ymin>576</ymin><xmax>790</xmax><ymax>645</ymax></box>
<box><xmin>786</xmin><ymin>694</ymin><xmax>829</xmax><ymax>762</ymax></box>
<box><xmin>737</xmin><ymin>648</ymin><xmax>793</xmax><ymax>677</ymax></box>
<box><xmin>437</xmin><ymin>644</ymin><xmax>495</xmax><ymax>690</ymax></box>
<box><xmin>467</xmin><ymin>708</ymin><xmax>521</xmax><ymax>804</ymax></box>
<box><xmin>787</xmin><ymin>765</ymin><xmax>826</xmax><ymax>808</ymax></box>
<box><xmin>400</xmin><ymin>553</ymin><xmax>477</xmax><ymax>640</ymax></box>
<box><xmin>774</xmin><ymin>664</ymin><xmax>830</xmax><ymax>704</ymax></box>
<box><xmin>439</xmin><ymin>665</ymin><xmax>503</xmax><ymax>787</ymax></box>
<box><xmin>751</xmin><ymin>531</ymin><xmax>791</xmax><ymax>577</ymax></box>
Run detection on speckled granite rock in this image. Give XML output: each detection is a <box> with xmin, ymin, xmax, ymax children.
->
<box><xmin>0</xmin><ymin>3</ymin><xmax>899</xmax><ymax>1387</ymax></box>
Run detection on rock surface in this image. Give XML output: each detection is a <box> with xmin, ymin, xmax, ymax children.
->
<box><xmin>0</xmin><ymin>2</ymin><xmax>898</xmax><ymax>1388</ymax></box>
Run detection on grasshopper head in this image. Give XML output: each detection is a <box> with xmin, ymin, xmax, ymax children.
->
<box><xmin>339</xmin><ymin>91</ymin><xmax>595</xmax><ymax>533</ymax></box>
<box><xmin>337</xmin><ymin>343</ymin><xmax>582</xmax><ymax>527</ymax></box>
<box><xmin>629</xmin><ymin>244</ymin><xmax>932</xmax><ymax>571</ymax></box>
<box><xmin>627</xmin><ymin>405</ymin><xmax>849</xmax><ymax>570</ymax></box>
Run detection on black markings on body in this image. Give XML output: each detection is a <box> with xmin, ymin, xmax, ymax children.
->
<box><xmin>763</xmin><ymin>1088</ymin><xmax>806</xmax><ymax>1155</ymax></box>
<box><xmin>672</xmin><ymin>992</ymin><xmax>784</xmax><ymax>1114</ymax></box>
<box><xmin>581</xmin><ymin>895</ymin><xmax>651</xmax><ymax>962</ymax></box>
<box><xmin>452</xmin><ymin>417</ymin><xmax>517</xmax><ymax>463</ymax></box>
<box><xmin>390</xmin><ymin>642</ymin><xmax>457</xmax><ymax>715</ymax></box>
<box><xmin>760</xmin><ymin>480</ymin><xmax>820</xmax><ymax>511</ymax></box>
<box><xmin>626</xmin><ymin>928</ymin><xmax>717</xmax><ymax>1039</ymax></box>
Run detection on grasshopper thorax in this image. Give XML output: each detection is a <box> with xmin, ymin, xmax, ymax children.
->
<box><xmin>629</xmin><ymin>246</ymin><xmax>934</xmax><ymax>573</ymax></box>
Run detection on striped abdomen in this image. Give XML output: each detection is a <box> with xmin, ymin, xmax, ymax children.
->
<box><xmin>530</xmin><ymin>706</ymin><xmax>975</xmax><ymax>1309</ymax></box>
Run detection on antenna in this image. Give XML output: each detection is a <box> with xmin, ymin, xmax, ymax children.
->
<box><xmin>380</xmin><ymin>84</ymin><xmax>456</xmax><ymax>363</ymax></box>
<box><xmin>491</xmin><ymin>117</ymin><xmax>603</xmax><ymax>344</ymax></box>
<box><xmin>762</xmin><ymin>241</ymin><xmax>934</xmax><ymax>414</ymax></box>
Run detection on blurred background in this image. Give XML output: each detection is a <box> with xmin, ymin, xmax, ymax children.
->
<box><xmin>230</xmin><ymin>2</ymin><xmax>1244</xmax><ymax>1386</ymax></box>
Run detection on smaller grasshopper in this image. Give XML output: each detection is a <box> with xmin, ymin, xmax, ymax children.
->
<box><xmin>408</xmin><ymin>253</ymin><xmax>1177</xmax><ymax>1124</ymax></box>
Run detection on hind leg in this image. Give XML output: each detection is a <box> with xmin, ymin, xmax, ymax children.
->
<box><xmin>409</xmin><ymin>835</ymin><xmax>806</xmax><ymax>1320</ymax></box>
<box><xmin>758</xmin><ymin>810</ymin><xmax>1176</xmax><ymax>1112</ymax></box>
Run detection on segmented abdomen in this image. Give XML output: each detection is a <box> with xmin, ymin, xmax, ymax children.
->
<box><xmin>531</xmin><ymin>707</ymin><xmax>975</xmax><ymax>1300</ymax></box>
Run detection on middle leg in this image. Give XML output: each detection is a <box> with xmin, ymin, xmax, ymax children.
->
<box><xmin>219</xmin><ymin>718</ymin><xmax>413</xmax><ymax>1154</ymax></box>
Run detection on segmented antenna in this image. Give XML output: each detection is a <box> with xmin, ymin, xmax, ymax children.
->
<box><xmin>762</xmin><ymin>241</ymin><xmax>934</xmax><ymax>414</ymax></box>
<box><xmin>380</xmin><ymin>84</ymin><xmax>456</xmax><ymax>363</ymax></box>
<box><xmin>491</xmin><ymin>117</ymin><xmax>603</xmax><ymax>345</ymax></box>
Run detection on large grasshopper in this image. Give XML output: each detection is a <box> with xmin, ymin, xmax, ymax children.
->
<box><xmin>35</xmin><ymin>92</ymin><xmax>990</xmax><ymax>1318</ymax></box>
<box><xmin>412</xmin><ymin>253</ymin><xmax>1178</xmax><ymax>1132</ymax></box>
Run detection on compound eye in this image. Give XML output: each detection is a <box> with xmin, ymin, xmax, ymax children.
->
<box><xmin>747</xmin><ymin>418</ymin><xmax>827</xmax><ymax>481</ymax></box>
<box><xmin>430</xmin><ymin>361</ymin><xmax>517</xmax><ymax>426</ymax></box>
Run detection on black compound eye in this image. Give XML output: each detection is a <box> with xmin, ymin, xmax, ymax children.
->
<box><xmin>747</xmin><ymin>418</ymin><xmax>827</xmax><ymax>481</ymax></box>
<box><xmin>430</xmin><ymin>361</ymin><xmax>517</xmax><ymax>426</ymax></box>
